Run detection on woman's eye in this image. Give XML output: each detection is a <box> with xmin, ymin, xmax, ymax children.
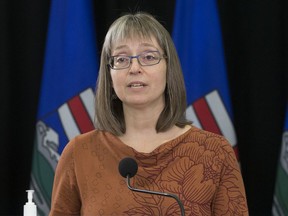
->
<box><xmin>116</xmin><ymin>57</ymin><xmax>127</xmax><ymax>63</ymax></box>
<box><xmin>145</xmin><ymin>55</ymin><xmax>155</xmax><ymax>60</ymax></box>
<box><xmin>143</xmin><ymin>53</ymin><xmax>157</xmax><ymax>61</ymax></box>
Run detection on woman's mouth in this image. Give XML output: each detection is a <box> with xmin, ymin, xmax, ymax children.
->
<box><xmin>128</xmin><ymin>82</ymin><xmax>147</xmax><ymax>88</ymax></box>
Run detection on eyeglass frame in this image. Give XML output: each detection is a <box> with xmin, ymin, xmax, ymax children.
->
<box><xmin>108</xmin><ymin>50</ymin><xmax>167</xmax><ymax>70</ymax></box>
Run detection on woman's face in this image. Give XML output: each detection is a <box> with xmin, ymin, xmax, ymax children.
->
<box><xmin>110</xmin><ymin>36</ymin><xmax>167</xmax><ymax>111</ymax></box>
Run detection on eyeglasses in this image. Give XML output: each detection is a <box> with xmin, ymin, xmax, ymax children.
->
<box><xmin>108</xmin><ymin>51</ymin><xmax>166</xmax><ymax>70</ymax></box>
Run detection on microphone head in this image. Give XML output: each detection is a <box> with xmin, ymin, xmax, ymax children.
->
<box><xmin>118</xmin><ymin>157</ymin><xmax>138</xmax><ymax>178</ymax></box>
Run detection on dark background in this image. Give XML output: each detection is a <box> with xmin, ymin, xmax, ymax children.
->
<box><xmin>0</xmin><ymin>0</ymin><xmax>287</xmax><ymax>215</ymax></box>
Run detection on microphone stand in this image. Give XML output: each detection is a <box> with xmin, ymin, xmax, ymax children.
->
<box><xmin>126</xmin><ymin>175</ymin><xmax>185</xmax><ymax>216</ymax></box>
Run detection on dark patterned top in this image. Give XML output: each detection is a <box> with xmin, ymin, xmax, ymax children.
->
<box><xmin>50</xmin><ymin>126</ymin><xmax>248</xmax><ymax>216</ymax></box>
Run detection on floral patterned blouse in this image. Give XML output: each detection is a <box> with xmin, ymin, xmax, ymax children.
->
<box><xmin>50</xmin><ymin>126</ymin><xmax>248</xmax><ymax>216</ymax></box>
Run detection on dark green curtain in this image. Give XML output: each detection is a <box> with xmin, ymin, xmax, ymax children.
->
<box><xmin>0</xmin><ymin>0</ymin><xmax>286</xmax><ymax>215</ymax></box>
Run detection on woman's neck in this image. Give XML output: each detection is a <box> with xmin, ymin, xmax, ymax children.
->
<box><xmin>119</xmin><ymin>105</ymin><xmax>191</xmax><ymax>153</ymax></box>
<box><xmin>122</xmin><ymin>103</ymin><xmax>163</xmax><ymax>132</ymax></box>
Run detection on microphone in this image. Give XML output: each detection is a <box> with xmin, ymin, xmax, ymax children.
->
<box><xmin>118</xmin><ymin>157</ymin><xmax>185</xmax><ymax>216</ymax></box>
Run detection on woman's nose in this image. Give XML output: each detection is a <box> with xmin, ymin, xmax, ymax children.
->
<box><xmin>129</xmin><ymin>58</ymin><xmax>142</xmax><ymax>74</ymax></box>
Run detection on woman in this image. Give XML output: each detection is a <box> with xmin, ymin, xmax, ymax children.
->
<box><xmin>50</xmin><ymin>12</ymin><xmax>248</xmax><ymax>215</ymax></box>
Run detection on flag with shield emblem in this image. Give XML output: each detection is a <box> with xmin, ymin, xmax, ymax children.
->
<box><xmin>30</xmin><ymin>0</ymin><xmax>98</xmax><ymax>215</ymax></box>
<box><xmin>273</xmin><ymin>105</ymin><xmax>288</xmax><ymax>216</ymax></box>
<box><xmin>172</xmin><ymin>0</ymin><xmax>238</xmax><ymax>156</ymax></box>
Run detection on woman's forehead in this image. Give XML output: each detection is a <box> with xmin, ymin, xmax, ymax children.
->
<box><xmin>111</xmin><ymin>36</ymin><xmax>161</xmax><ymax>52</ymax></box>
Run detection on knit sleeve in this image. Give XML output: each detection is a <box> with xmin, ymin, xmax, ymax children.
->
<box><xmin>212</xmin><ymin>138</ymin><xmax>249</xmax><ymax>216</ymax></box>
<box><xmin>49</xmin><ymin>139</ymin><xmax>81</xmax><ymax>216</ymax></box>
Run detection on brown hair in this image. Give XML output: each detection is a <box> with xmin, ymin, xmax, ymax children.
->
<box><xmin>95</xmin><ymin>12</ymin><xmax>190</xmax><ymax>135</ymax></box>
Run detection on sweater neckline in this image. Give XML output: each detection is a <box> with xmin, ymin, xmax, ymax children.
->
<box><xmin>109</xmin><ymin>125</ymin><xmax>195</xmax><ymax>157</ymax></box>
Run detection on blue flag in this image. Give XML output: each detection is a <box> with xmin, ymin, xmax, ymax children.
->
<box><xmin>273</xmin><ymin>104</ymin><xmax>288</xmax><ymax>216</ymax></box>
<box><xmin>172</xmin><ymin>0</ymin><xmax>238</xmax><ymax>156</ymax></box>
<box><xmin>30</xmin><ymin>0</ymin><xmax>98</xmax><ymax>215</ymax></box>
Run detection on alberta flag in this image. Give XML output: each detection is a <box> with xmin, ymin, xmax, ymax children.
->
<box><xmin>172</xmin><ymin>0</ymin><xmax>238</xmax><ymax>155</ymax></box>
<box><xmin>30</xmin><ymin>0</ymin><xmax>98</xmax><ymax>215</ymax></box>
<box><xmin>272</xmin><ymin>104</ymin><xmax>288</xmax><ymax>216</ymax></box>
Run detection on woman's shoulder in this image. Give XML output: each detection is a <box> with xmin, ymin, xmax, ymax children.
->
<box><xmin>62</xmin><ymin>129</ymin><xmax>113</xmax><ymax>153</ymax></box>
<box><xmin>73</xmin><ymin>129</ymin><xmax>114</xmax><ymax>143</ymax></box>
<box><xmin>183</xmin><ymin>126</ymin><xmax>238</xmax><ymax>163</ymax></box>
<box><xmin>182</xmin><ymin>125</ymin><xmax>234</xmax><ymax>152</ymax></box>
<box><xmin>186</xmin><ymin>125</ymin><xmax>229</xmax><ymax>141</ymax></box>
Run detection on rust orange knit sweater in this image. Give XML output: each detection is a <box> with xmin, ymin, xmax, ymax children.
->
<box><xmin>50</xmin><ymin>126</ymin><xmax>248</xmax><ymax>216</ymax></box>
